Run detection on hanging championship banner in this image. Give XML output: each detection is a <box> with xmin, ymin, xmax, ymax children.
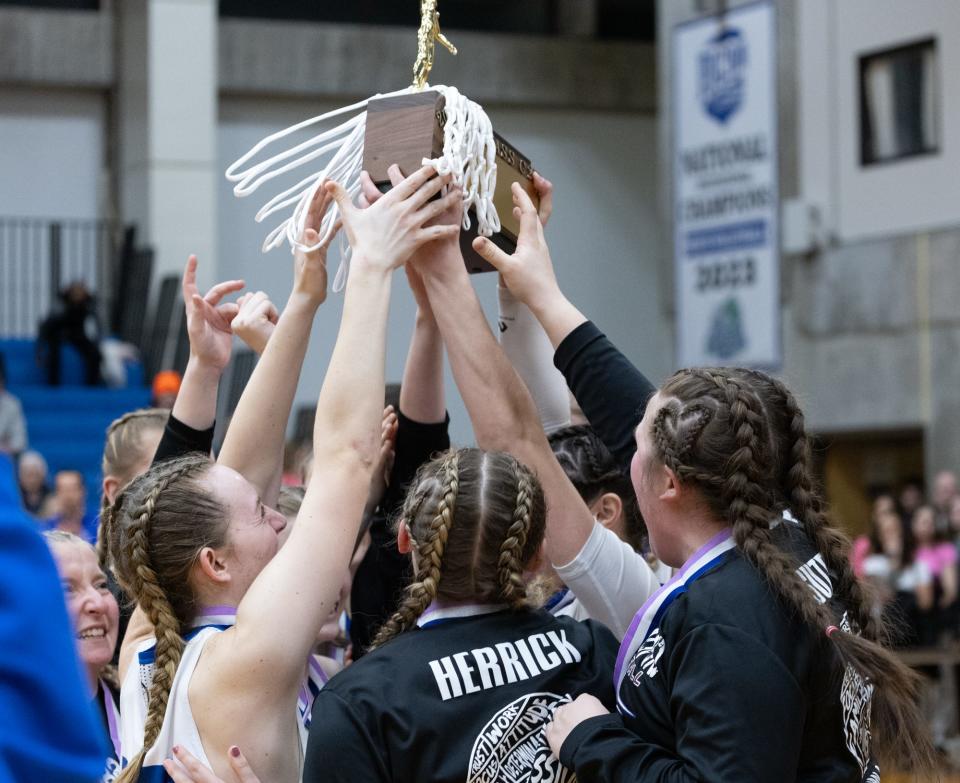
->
<box><xmin>673</xmin><ymin>1</ymin><xmax>780</xmax><ymax>368</ymax></box>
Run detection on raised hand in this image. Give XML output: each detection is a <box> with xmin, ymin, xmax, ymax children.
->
<box><xmin>230</xmin><ymin>291</ymin><xmax>279</xmax><ymax>356</ymax></box>
<box><xmin>293</xmin><ymin>186</ymin><xmax>338</xmax><ymax>306</ymax></box>
<box><xmin>472</xmin><ymin>182</ymin><xmax>561</xmax><ymax>314</ymax></box>
<box><xmin>182</xmin><ymin>255</ymin><xmax>245</xmax><ymax>372</ymax></box>
<box><xmin>532</xmin><ymin>171</ymin><xmax>554</xmax><ymax>227</ymax></box>
<box><xmin>326</xmin><ymin>164</ymin><xmax>460</xmax><ymax>273</ymax></box>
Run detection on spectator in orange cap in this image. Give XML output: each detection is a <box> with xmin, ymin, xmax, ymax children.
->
<box><xmin>152</xmin><ymin>370</ymin><xmax>182</xmax><ymax>410</ymax></box>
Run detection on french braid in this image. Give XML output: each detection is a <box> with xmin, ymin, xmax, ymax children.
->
<box><xmin>657</xmin><ymin>368</ymin><xmax>934</xmax><ymax>774</ymax></box>
<box><xmin>112</xmin><ymin>455</ymin><xmax>217</xmax><ymax>783</ymax></box>
<box><xmin>372</xmin><ymin>452</ymin><xmax>460</xmax><ymax>648</ymax></box>
<box><xmin>497</xmin><ymin>462</ymin><xmax>533</xmax><ymax>608</ymax></box>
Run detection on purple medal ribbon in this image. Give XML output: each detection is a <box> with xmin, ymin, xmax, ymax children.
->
<box><xmin>614</xmin><ymin>528</ymin><xmax>736</xmax><ymax>700</ymax></box>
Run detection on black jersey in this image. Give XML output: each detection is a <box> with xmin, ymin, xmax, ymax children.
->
<box><xmin>304</xmin><ymin>606</ymin><xmax>619</xmax><ymax>783</ymax></box>
<box><xmin>559</xmin><ymin>517</ymin><xmax>880</xmax><ymax>783</ymax></box>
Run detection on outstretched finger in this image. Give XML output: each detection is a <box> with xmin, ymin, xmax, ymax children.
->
<box><xmin>533</xmin><ymin>172</ymin><xmax>553</xmax><ymax>227</ymax></box>
<box><xmin>167</xmin><ymin>746</ymin><xmax>220</xmax><ymax>782</ymax></box>
<box><xmin>226</xmin><ymin>746</ymin><xmax>263</xmax><ymax>783</ymax></box>
<box><xmin>409</xmin><ymin>170</ymin><xmax>452</xmax><ymax>209</ymax></box>
<box><xmin>359</xmin><ymin>171</ymin><xmax>383</xmax><ymax>206</ymax></box>
<box><xmin>203</xmin><ymin>279</ymin><xmax>245</xmax><ymax>306</ymax></box>
<box><xmin>511</xmin><ymin>182</ymin><xmax>543</xmax><ymax>240</ymax></box>
<box><xmin>305</xmin><ymin>184</ymin><xmax>332</xmax><ymax>234</ymax></box>
<box><xmin>181</xmin><ymin>255</ymin><xmax>200</xmax><ymax>304</ymax></box>
<box><xmin>385</xmin><ymin>163</ymin><xmax>439</xmax><ymax>201</ymax></box>
<box><xmin>472</xmin><ymin>235</ymin><xmax>513</xmax><ymax>271</ymax></box>
<box><xmin>415</xmin><ymin>188</ymin><xmax>462</xmax><ymax>225</ymax></box>
<box><xmin>192</xmin><ymin>294</ymin><xmax>233</xmax><ymax>333</ymax></box>
<box><xmin>162</xmin><ymin>759</ymin><xmax>196</xmax><ymax>783</ymax></box>
<box><xmin>323</xmin><ymin>180</ymin><xmax>356</xmax><ymax>218</ymax></box>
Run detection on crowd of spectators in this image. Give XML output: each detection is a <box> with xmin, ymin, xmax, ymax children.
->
<box><xmin>853</xmin><ymin>470</ymin><xmax>960</xmax><ymax>650</ymax></box>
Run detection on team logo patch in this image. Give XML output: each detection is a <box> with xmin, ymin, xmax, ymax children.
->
<box><xmin>698</xmin><ymin>26</ymin><xmax>748</xmax><ymax>124</ymax></box>
<box><xmin>625</xmin><ymin>628</ymin><xmax>665</xmax><ymax>686</ymax></box>
<box><xmin>467</xmin><ymin>692</ymin><xmax>573</xmax><ymax>783</ymax></box>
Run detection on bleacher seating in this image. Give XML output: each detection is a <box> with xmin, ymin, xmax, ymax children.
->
<box><xmin>2</xmin><ymin>339</ymin><xmax>151</xmax><ymax>517</ymax></box>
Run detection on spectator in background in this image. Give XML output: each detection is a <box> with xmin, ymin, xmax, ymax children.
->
<box><xmin>933</xmin><ymin>469</ymin><xmax>958</xmax><ymax>534</ymax></box>
<box><xmin>863</xmin><ymin>508</ymin><xmax>933</xmax><ymax>647</ymax></box>
<box><xmin>949</xmin><ymin>495</ymin><xmax>960</xmax><ymax>548</ymax></box>
<box><xmin>37</xmin><ymin>280</ymin><xmax>102</xmax><ymax>386</ymax></box>
<box><xmin>43</xmin><ymin>469</ymin><xmax>98</xmax><ymax>544</ymax></box>
<box><xmin>18</xmin><ymin>449</ymin><xmax>52</xmax><ymax>518</ymax></box>
<box><xmin>0</xmin><ymin>355</ymin><xmax>27</xmax><ymax>456</ymax></box>
<box><xmin>899</xmin><ymin>479</ymin><xmax>925</xmax><ymax>524</ymax></box>
<box><xmin>912</xmin><ymin>504</ymin><xmax>958</xmax><ymax>640</ymax></box>
<box><xmin>851</xmin><ymin>492</ymin><xmax>897</xmax><ymax>578</ymax></box>
<box><xmin>151</xmin><ymin>369</ymin><xmax>181</xmax><ymax>409</ymax></box>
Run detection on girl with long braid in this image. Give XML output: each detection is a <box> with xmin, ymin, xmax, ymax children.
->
<box><xmin>109</xmin><ymin>165</ymin><xmax>458</xmax><ymax>783</ymax></box>
<box><xmin>302</xmin><ymin>446</ymin><xmax>620</xmax><ymax>783</ymax></box>
<box><xmin>470</xmin><ymin>184</ymin><xmax>935</xmax><ymax>779</ymax></box>
<box><xmin>301</xmin><ymin>169</ymin><xmax>620</xmax><ymax>783</ymax></box>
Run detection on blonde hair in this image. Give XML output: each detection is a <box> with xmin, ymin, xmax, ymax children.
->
<box><xmin>97</xmin><ymin>408</ymin><xmax>169</xmax><ymax>570</ymax></box>
<box><xmin>108</xmin><ymin>454</ymin><xmax>225</xmax><ymax>783</ymax></box>
<box><xmin>372</xmin><ymin>448</ymin><xmax>546</xmax><ymax>648</ymax></box>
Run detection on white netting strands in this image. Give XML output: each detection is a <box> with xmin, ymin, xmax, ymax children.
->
<box><xmin>225</xmin><ymin>85</ymin><xmax>500</xmax><ymax>292</ymax></box>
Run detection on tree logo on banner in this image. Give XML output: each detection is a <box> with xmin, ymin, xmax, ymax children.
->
<box><xmin>706</xmin><ymin>298</ymin><xmax>746</xmax><ymax>359</ymax></box>
<box><xmin>697</xmin><ymin>26</ymin><xmax>748</xmax><ymax>124</ymax></box>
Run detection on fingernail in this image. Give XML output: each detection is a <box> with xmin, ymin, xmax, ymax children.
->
<box><xmin>172</xmin><ymin>745</ymin><xmax>181</xmax><ymax>755</ymax></box>
<box><xmin>230</xmin><ymin>746</ymin><xmax>241</xmax><ymax>758</ymax></box>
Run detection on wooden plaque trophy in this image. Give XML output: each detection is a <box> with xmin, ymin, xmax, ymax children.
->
<box><xmin>226</xmin><ymin>0</ymin><xmax>540</xmax><ymax>285</ymax></box>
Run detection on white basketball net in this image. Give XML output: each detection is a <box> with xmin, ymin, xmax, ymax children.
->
<box><xmin>225</xmin><ymin>85</ymin><xmax>500</xmax><ymax>292</ymax></box>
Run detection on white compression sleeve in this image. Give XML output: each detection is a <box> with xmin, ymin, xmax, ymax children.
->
<box><xmin>497</xmin><ymin>282</ymin><xmax>571</xmax><ymax>435</ymax></box>
<box><xmin>554</xmin><ymin>522</ymin><xmax>662</xmax><ymax>640</ymax></box>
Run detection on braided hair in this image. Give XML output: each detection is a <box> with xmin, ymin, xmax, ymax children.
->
<box><xmin>653</xmin><ymin>368</ymin><xmax>934</xmax><ymax>774</ymax></box>
<box><xmin>372</xmin><ymin>448</ymin><xmax>546</xmax><ymax>648</ymax></box>
<box><xmin>548</xmin><ymin>424</ymin><xmax>646</xmax><ymax>550</ymax></box>
<box><xmin>109</xmin><ymin>453</ymin><xmax>225</xmax><ymax>783</ymax></box>
<box><xmin>97</xmin><ymin>408</ymin><xmax>169</xmax><ymax>570</ymax></box>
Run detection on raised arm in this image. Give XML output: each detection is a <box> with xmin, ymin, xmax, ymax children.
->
<box><xmin>473</xmin><ymin>187</ymin><xmax>656</xmax><ymax>474</ymax></box>
<box><xmin>216</xmin><ymin>189</ymin><xmax>331</xmax><ymax>508</ymax></box>
<box><xmin>496</xmin><ymin>174</ymin><xmax>570</xmax><ymax>434</ymax></box>
<box><xmin>228</xmin><ymin>165</ymin><xmax>459</xmax><ymax>682</ymax></box>
<box><xmin>413</xmin><ymin>181</ymin><xmax>595</xmax><ymax>568</ymax></box>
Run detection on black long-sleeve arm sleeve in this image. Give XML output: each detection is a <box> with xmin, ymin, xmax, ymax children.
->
<box><xmin>350</xmin><ymin>410</ymin><xmax>450</xmax><ymax>654</ymax></box>
<box><xmin>559</xmin><ymin>623</ymin><xmax>805</xmax><ymax>782</ymax></box>
<box><xmin>553</xmin><ymin>321</ymin><xmax>657</xmax><ymax>475</ymax></box>
<box><xmin>151</xmin><ymin>414</ymin><xmax>215</xmax><ymax>466</ymax></box>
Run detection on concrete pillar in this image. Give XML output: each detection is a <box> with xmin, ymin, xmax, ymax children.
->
<box><xmin>116</xmin><ymin>0</ymin><xmax>217</xmax><ymax>291</ymax></box>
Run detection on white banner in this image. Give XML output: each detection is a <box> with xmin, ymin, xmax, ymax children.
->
<box><xmin>673</xmin><ymin>1</ymin><xmax>780</xmax><ymax>368</ymax></box>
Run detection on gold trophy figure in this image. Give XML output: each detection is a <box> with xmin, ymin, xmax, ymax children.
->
<box><xmin>412</xmin><ymin>0</ymin><xmax>458</xmax><ymax>89</ymax></box>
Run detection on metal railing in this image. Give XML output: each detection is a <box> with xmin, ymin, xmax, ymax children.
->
<box><xmin>0</xmin><ymin>217</ymin><xmax>121</xmax><ymax>338</ymax></box>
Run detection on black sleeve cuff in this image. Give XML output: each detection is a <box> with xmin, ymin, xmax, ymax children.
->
<box><xmin>152</xmin><ymin>413</ymin><xmax>215</xmax><ymax>465</ymax></box>
<box><xmin>558</xmin><ymin>713</ymin><xmax>625</xmax><ymax>771</ymax></box>
<box><xmin>554</xmin><ymin>321</ymin><xmax>604</xmax><ymax>375</ymax></box>
<box><xmin>395</xmin><ymin>409</ymin><xmax>451</xmax><ymax>439</ymax></box>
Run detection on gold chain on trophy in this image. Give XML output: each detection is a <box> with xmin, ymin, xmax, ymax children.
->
<box><xmin>412</xmin><ymin>0</ymin><xmax>458</xmax><ymax>89</ymax></box>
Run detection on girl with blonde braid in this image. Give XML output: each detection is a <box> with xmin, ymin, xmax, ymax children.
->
<box><xmin>302</xmin><ymin>448</ymin><xmax>620</xmax><ymax>783</ymax></box>
<box><xmin>110</xmin><ymin>165</ymin><xmax>458</xmax><ymax>783</ymax></box>
<box><xmin>470</xmin><ymin>184</ymin><xmax>935</xmax><ymax>780</ymax></box>
<box><xmin>302</xmin><ymin>167</ymin><xmax>620</xmax><ymax>783</ymax></box>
